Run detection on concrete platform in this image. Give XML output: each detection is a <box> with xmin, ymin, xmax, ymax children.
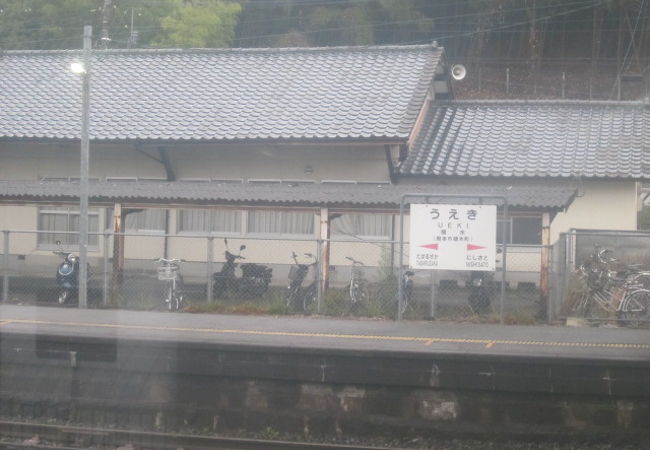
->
<box><xmin>0</xmin><ymin>304</ymin><xmax>649</xmax><ymax>362</ymax></box>
<box><xmin>1</xmin><ymin>305</ymin><xmax>650</xmax><ymax>440</ymax></box>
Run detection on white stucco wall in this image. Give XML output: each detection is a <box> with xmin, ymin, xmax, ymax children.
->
<box><xmin>0</xmin><ymin>141</ymin><xmax>390</xmax><ymax>182</ymax></box>
<box><xmin>550</xmin><ymin>180</ymin><xmax>638</xmax><ymax>242</ymax></box>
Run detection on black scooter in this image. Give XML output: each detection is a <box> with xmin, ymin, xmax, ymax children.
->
<box><xmin>212</xmin><ymin>239</ymin><xmax>272</xmax><ymax>298</ymax></box>
<box><xmin>54</xmin><ymin>249</ymin><xmax>80</xmax><ymax>304</ymax></box>
<box><xmin>468</xmin><ymin>270</ymin><xmax>493</xmax><ymax>315</ymax></box>
<box><xmin>286</xmin><ymin>252</ymin><xmax>318</xmax><ymax>311</ymax></box>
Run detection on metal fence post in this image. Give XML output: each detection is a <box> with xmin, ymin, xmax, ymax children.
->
<box><xmin>207</xmin><ymin>236</ymin><xmax>214</xmax><ymax>303</ymax></box>
<box><xmin>562</xmin><ymin>233</ymin><xmax>571</xmax><ymax>315</ymax></box>
<box><xmin>102</xmin><ymin>231</ymin><xmax>110</xmax><ymax>305</ymax></box>
<box><xmin>398</xmin><ymin>199</ymin><xmax>405</xmax><ymax>320</ymax></box>
<box><xmin>316</xmin><ymin>239</ymin><xmax>322</xmax><ymax>313</ymax></box>
<box><xmin>429</xmin><ymin>270</ymin><xmax>436</xmax><ymax>318</ymax></box>
<box><xmin>2</xmin><ymin>230</ymin><xmax>9</xmax><ymax>303</ymax></box>
<box><xmin>500</xmin><ymin>202</ymin><xmax>508</xmax><ymax>325</ymax></box>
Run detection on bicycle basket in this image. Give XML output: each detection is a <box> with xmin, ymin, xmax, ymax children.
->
<box><xmin>157</xmin><ymin>266</ymin><xmax>177</xmax><ymax>281</ymax></box>
<box><xmin>288</xmin><ymin>265</ymin><xmax>302</xmax><ymax>281</ymax></box>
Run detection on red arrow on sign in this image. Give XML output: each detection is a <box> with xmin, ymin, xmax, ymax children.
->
<box><xmin>467</xmin><ymin>244</ymin><xmax>485</xmax><ymax>251</ymax></box>
<box><xmin>420</xmin><ymin>243</ymin><xmax>439</xmax><ymax>250</ymax></box>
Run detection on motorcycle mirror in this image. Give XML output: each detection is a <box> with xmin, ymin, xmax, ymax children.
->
<box><xmin>240</xmin><ymin>245</ymin><xmax>246</xmax><ymax>251</ymax></box>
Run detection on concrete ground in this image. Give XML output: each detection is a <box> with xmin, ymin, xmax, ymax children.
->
<box><xmin>0</xmin><ymin>304</ymin><xmax>648</xmax><ymax>362</ymax></box>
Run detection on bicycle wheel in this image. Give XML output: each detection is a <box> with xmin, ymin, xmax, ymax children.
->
<box><xmin>632</xmin><ymin>273</ymin><xmax>650</xmax><ymax>290</ymax></box>
<box><xmin>349</xmin><ymin>280</ymin><xmax>358</xmax><ymax>303</ymax></box>
<box><xmin>303</xmin><ymin>286</ymin><xmax>317</xmax><ymax>312</ymax></box>
<box><xmin>174</xmin><ymin>293</ymin><xmax>184</xmax><ymax>311</ymax></box>
<box><xmin>573</xmin><ymin>292</ymin><xmax>601</xmax><ymax>319</ymax></box>
<box><xmin>286</xmin><ymin>284</ymin><xmax>300</xmax><ymax>310</ymax></box>
<box><xmin>58</xmin><ymin>289</ymin><xmax>69</xmax><ymax>305</ymax></box>
<box><xmin>350</xmin><ymin>281</ymin><xmax>368</xmax><ymax>305</ymax></box>
<box><xmin>621</xmin><ymin>289</ymin><xmax>650</xmax><ymax>327</ymax></box>
<box><xmin>166</xmin><ymin>283</ymin><xmax>173</xmax><ymax>311</ymax></box>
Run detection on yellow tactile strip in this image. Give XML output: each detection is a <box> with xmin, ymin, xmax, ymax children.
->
<box><xmin>3</xmin><ymin>318</ymin><xmax>650</xmax><ymax>351</ymax></box>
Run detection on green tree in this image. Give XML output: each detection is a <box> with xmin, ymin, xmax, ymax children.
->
<box><xmin>0</xmin><ymin>0</ymin><xmax>99</xmax><ymax>49</ymax></box>
<box><xmin>305</xmin><ymin>6</ymin><xmax>373</xmax><ymax>46</ymax></box>
<box><xmin>0</xmin><ymin>0</ymin><xmax>242</xmax><ymax>49</ymax></box>
<box><xmin>152</xmin><ymin>0</ymin><xmax>242</xmax><ymax>48</ymax></box>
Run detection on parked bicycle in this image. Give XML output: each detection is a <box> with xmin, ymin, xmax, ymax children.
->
<box><xmin>345</xmin><ymin>256</ymin><xmax>369</xmax><ymax>307</ymax></box>
<box><xmin>286</xmin><ymin>252</ymin><xmax>318</xmax><ymax>312</ymax></box>
<box><xmin>155</xmin><ymin>257</ymin><xmax>185</xmax><ymax>311</ymax></box>
<box><xmin>574</xmin><ymin>246</ymin><xmax>650</xmax><ymax>326</ymax></box>
<box><xmin>397</xmin><ymin>269</ymin><xmax>415</xmax><ymax>315</ymax></box>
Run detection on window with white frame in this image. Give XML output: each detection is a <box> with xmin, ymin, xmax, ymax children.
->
<box><xmin>497</xmin><ymin>216</ymin><xmax>542</xmax><ymax>245</ymax></box>
<box><xmin>247</xmin><ymin>210</ymin><xmax>315</xmax><ymax>236</ymax></box>
<box><xmin>105</xmin><ymin>208</ymin><xmax>167</xmax><ymax>232</ymax></box>
<box><xmin>330</xmin><ymin>213</ymin><xmax>392</xmax><ymax>239</ymax></box>
<box><xmin>177</xmin><ymin>209</ymin><xmax>241</xmax><ymax>234</ymax></box>
<box><xmin>38</xmin><ymin>206</ymin><xmax>99</xmax><ymax>247</ymax></box>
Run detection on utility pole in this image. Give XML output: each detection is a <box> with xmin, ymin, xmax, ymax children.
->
<box><xmin>79</xmin><ymin>25</ymin><xmax>92</xmax><ymax>309</ymax></box>
<box><xmin>100</xmin><ymin>0</ymin><xmax>112</xmax><ymax>48</ymax></box>
<box><xmin>127</xmin><ymin>7</ymin><xmax>139</xmax><ymax>49</ymax></box>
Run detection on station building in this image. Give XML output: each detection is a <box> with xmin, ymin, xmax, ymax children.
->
<box><xmin>0</xmin><ymin>44</ymin><xmax>647</xmax><ymax>289</ymax></box>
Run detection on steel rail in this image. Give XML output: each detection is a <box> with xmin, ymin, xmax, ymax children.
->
<box><xmin>0</xmin><ymin>420</ymin><xmax>404</xmax><ymax>450</ymax></box>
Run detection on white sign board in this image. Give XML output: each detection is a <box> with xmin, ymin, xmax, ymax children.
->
<box><xmin>409</xmin><ymin>204</ymin><xmax>497</xmax><ymax>271</ymax></box>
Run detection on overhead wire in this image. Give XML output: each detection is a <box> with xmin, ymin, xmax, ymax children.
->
<box><xmin>109</xmin><ymin>0</ymin><xmax>598</xmax><ymax>36</ymax></box>
<box><xmin>1</xmin><ymin>0</ymin><xmax>601</xmax><ymax>48</ymax></box>
<box><xmin>106</xmin><ymin>0</ymin><xmax>602</xmax><ymax>47</ymax></box>
<box><xmin>608</xmin><ymin>0</ymin><xmax>646</xmax><ymax>99</ymax></box>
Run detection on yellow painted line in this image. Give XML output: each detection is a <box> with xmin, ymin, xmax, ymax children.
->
<box><xmin>4</xmin><ymin>319</ymin><xmax>650</xmax><ymax>351</ymax></box>
<box><xmin>0</xmin><ymin>320</ymin><xmax>12</xmax><ymax>326</ymax></box>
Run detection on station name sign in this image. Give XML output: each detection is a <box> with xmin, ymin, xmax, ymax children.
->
<box><xmin>409</xmin><ymin>204</ymin><xmax>497</xmax><ymax>271</ymax></box>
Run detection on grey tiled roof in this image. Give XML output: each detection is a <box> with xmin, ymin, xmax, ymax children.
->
<box><xmin>400</xmin><ymin>101</ymin><xmax>650</xmax><ymax>179</ymax></box>
<box><xmin>0</xmin><ymin>180</ymin><xmax>576</xmax><ymax>210</ymax></box>
<box><xmin>0</xmin><ymin>45</ymin><xmax>442</xmax><ymax>142</ymax></box>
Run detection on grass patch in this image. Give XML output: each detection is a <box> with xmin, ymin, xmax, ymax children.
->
<box><xmin>321</xmin><ymin>289</ymin><xmax>349</xmax><ymax>316</ymax></box>
<box><xmin>184</xmin><ymin>293</ymin><xmax>290</xmax><ymax>316</ymax></box>
<box><xmin>502</xmin><ymin>310</ymin><xmax>537</xmax><ymax>325</ymax></box>
<box><xmin>126</xmin><ymin>293</ymin><xmax>161</xmax><ymax>311</ymax></box>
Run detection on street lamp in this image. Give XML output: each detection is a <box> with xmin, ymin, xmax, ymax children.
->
<box><xmin>70</xmin><ymin>61</ymin><xmax>86</xmax><ymax>74</ymax></box>
<box><xmin>70</xmin><ymin>25</ymin><xmax>92</xmax><ymax>308</ymax></box>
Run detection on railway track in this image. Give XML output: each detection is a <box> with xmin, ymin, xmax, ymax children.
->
<box><xmin>0</xmin><ymin>421</ymin><xmax>402</xmax><ymax>450</ymax></box>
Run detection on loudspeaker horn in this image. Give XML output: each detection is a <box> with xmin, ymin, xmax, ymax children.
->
<box><xmin>451</xmin><ymin>64</ymin><xmax>467</xmax><ymax>81</ymax></box>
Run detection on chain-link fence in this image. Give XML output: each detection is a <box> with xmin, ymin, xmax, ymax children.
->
<box><xmin>452</xmin><ymin>58</ymin><xmax>650</xmax><ymax>101</ymax></box>
<box><xmin>0</xmin><ymin>229</ymin><xmax>551</xmax><ymax>324</ymax></box>
<box><xmin>4</xmin><ymin>227</ymin><xmax>650</xmax><ymax>327</ymax></box>
<box><xmin>550</xmin><ymin>230</ymin><xmax>650</xmax><ymax>327</ymax></box>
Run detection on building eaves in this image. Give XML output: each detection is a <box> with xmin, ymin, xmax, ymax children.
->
<box><xmin>0</xmin><ymin>180</ymin><xmax>576</xmax><ymax>211</ymax></box>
